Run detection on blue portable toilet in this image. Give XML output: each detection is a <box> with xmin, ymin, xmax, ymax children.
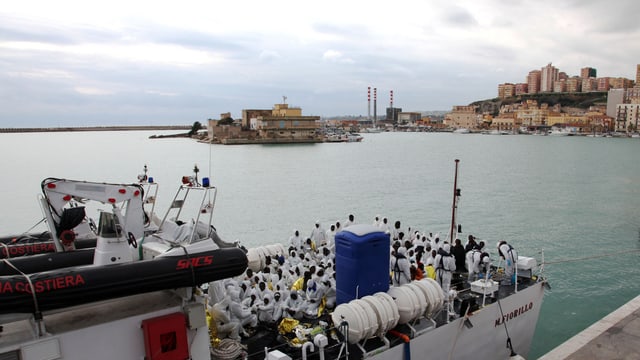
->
<box><xmin>335</xmin><ymin>224</ymin><xmax>390</xmax><ymax>305</ymax></box>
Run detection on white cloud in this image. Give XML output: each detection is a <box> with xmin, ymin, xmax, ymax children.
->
<box><xmin>322</xmin><ymin>50</ymin><xmax>354</xmax><ymax>64</ymax></box>
<box><xmin>1</xmin><ymin>0</ymin><xmax>639</xmax><ymax>125</ymax></box>
<box><xmin>74</xmin><ymin>86</ymin><xmax>113</xmax><ymax>95</ymax></box>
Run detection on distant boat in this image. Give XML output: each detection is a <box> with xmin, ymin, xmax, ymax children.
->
<box><xmin>488</xmin><ymin>130</ymin><xmax>510</xmax><ymax>135</ymax></box>
<box><xmin>453</xmin><ymin>128</ymin><xmax>470</xmax><ymax>134</ymax></box>
<box><xmin>548</xmin><ymin>127</ymin><xmax>576</xmax><ymax>136</ymax></box>
<box><xmin>347</xmin><ymin>132</ymin><xmax>364</xmax><ymax>142</ymax></box>
<box><xmin>363</xmin><ymin>127</ymin><xmax>383</xmax><ymax>133</ymax></box>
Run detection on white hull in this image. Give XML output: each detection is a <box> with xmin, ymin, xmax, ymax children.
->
<box><xmin>369</xmin><ymin>282</ymin><xmax>545</xmax><ymax>360</ymax></box>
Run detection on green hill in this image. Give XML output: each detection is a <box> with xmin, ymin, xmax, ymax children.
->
<box><xmin>470</xmin><ymin>92</ymin><xmax>608</xmax><ymax>116</ymax></box>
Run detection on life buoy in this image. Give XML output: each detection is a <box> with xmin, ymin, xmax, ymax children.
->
<box><xmin>127</xmin><ymin>232</ymin><xmax>138</xmax><ymax>248</ymax></box>
<box><xmin>60</xmin><ymin>230</ymin><xmax>76</xmax><ymax>246</ymax></box>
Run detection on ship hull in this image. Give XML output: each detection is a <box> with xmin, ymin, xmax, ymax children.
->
<box><xmin>369</xmin><ymin>282</ymin><xmax>545</xmax><ymax>360</ymax></box>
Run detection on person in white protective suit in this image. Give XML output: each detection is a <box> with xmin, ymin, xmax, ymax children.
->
<box><xmin>435</xmin><ymin>243</ymin><xmax>456</xmax><ymax>296</ymax></box>
<box><xmin>325</xmin><ymin>224</ymin><xmax>336</xmax><ymax>251</ymax></box>
<box><xmin>303</xmin><ymin>279</ymin><xmax>325</xmax><ymax>318</ymax></box>
<box><xmin>289</xmin><ymin>230</ymin><xmax>303</xmax><ymax>251</ymax></box>
<box><xmin>282</xmin><ymin>290</ymin><xmax>305</xmax><ymax>319</ymax></box>
<box><xmin>256</xmin><ymin>293</ymin><xmax>276</xmax><ymax>324</ymax></box>
<box><xmin>211</xmin><ymin>295</ymin><xmax>242</xmax><ymax>340</ymax></box>
<box><xmin>378</xmin><ymin>217</ymin><xmax>391</xmax><ymax>235</ymax></box>
<box><xmin>497</xmin><ymin>241</ymin><xmax>518</xmax><ymax>285</ymax></box>
<box><xmin>344</xmin><ymin>214</ymin><xmax>355</xmax><ymax>228</ymax></box>
<box><xmin>391</xmin><ymin>247</ymin><xmax>412</xmax><ymax>286</ymax></box>
<box><xmin>228</xmin><ymin>289</ymin><xmax>258</xmax><ymax>333</ymax></box>
<box><xmin>271</xmin><ymin>292</ymin><xmax>285</xmax><ymax>322</ymax></box>
<box><xmin>323</xmin><ymin>274</ymin><xmax>337</xmax><ymax>310</ymax></box>
<box><xmin>310</xmin><ymin>221</ymin><xmax>326</xmax><ymax>246</ymax></box>
<box><xmin>466</xmin><ymin>249</ymin><xmax>492</xmax><ymax>282</ymax></box>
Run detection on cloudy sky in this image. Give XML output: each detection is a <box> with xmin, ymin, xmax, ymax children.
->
<box><xmin>1</xmin><ymin>0</ymin><xmax>639</xmax><ymax>127</ymax></box>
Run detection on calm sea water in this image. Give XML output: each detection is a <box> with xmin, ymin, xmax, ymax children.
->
<box><xmin>1</xmin><ymin>130</ymin><xmax>639</xmax><ymax>358</ymax></box>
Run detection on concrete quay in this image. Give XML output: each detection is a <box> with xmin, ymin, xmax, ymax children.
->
<box><xmin>538</xmin><ymin>294</ymin><xmax>640</xmax><ymax>359</ymax></box>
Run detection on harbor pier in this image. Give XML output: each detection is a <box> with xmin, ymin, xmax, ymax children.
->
<box><xmin>539</xmin><ymin>295</ymin><xmax>640</xmax><ymax>359</ymax></box>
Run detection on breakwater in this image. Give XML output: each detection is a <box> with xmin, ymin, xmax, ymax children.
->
<box><xmin>0</xmin><ymin>125</ymin><xmax>190</xmax><ymax>133</ymax></box>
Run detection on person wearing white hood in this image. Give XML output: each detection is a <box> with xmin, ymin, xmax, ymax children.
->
<box><xmin>325</xmin><ymin>224</ymin><xmax>336</xmax><ymax>251</ymax></box>
<box><xmin>344</xmin><ymin>214</ymin><xmax>355</xmax><ymax>228</ymax></box>
<box><xmin>289</xmin><ymin>230</ymin><xmax>303</xmax><ymax>251</ymax></box>
<box><xmin>379</xmin><ymin>217</ymin><xmax>391</xmax><ymax>234</ymax></box>
<box><xmin>497</xmin><ymin>240</ymin><xmax>518</xmax><ymax>285</ymax></box>
<box><xmin>271</xmin><ymin>292</ymin><xmax>285</xmax><ymax>322</ymax></box>
<box><xmin>211</xmin><ymin>295</ymin><xmax>242</xmax><ymax>341</ymax></box>
<box><xmin>467</xmin><ymin>249</ymin><xmax>491</xmax><ymax>282</ymax></box>
<box><xmin>304</xmin><ymin>278</ymin><xmax>324</xmax><ymax>318</ymax></box>
<box><xmin>256</xmin><ymin>293</ymin><xmax>276</xmax><ymax>324</ymax></box>
<box><xmin>435</xmin><ymin>243</ymin><xmax>456</xmax><ymax>296</ymax></box>
<box><xmin>310</xmin><ymin>221</ymin><xmax>326</xmax><ymax>246</ymax></box>
<box><xmin>228</xmin><ymin>289</ymin><xmax>258</xmax><ymax>335</ymax></box>
<box><xmin>391</xmin><ymin>247</ymin><xmax>412</xmax><ymax>286</ymax></box>
<box><xmin>282</xmin><ymin>290</ymin><xmax>304</xmax><ymax>319</ymax></box>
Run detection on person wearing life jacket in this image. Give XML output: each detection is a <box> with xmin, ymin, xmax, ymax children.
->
<box><xmin>497</xmin><ymin>240</ymin><xmax>518</xmax><ymax>285</ymax></box>
<box><xmin>391</xmin><ymin>247</ymin><xmax>412</xmax><ymax>286</ymax></box>
<box><xmin>435</xmin><ymin>243</ymin><xmax>456</xmax><ymax>296</ymax></box>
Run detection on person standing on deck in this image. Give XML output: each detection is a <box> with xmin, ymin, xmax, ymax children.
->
<box><xmin>391</xmin><ymin>247</ymin><xmax>412</xmax><ymax>286</ymax></box>
<box><xmin>465</xmin><ymin>234</ymin><xmax>478</xmax><ymax>252</ymax></box>
<box><xmin>344</xmin><ymin>214</ymin><xmax>355</xmax><ymax>228</ymax></box>
<box><xmin>452</xmin><ymin>238</ymin><xmax>467</xmax><ymax>273</ymax></box>
<box><xmin>392</xmin><ymin>220</ymin><xmax>402</xmax><ymax>242</ymax></box>
<box><xmin>435</xmin><ymin>243</ymin><xmax>456</xmax><ymax>296</ymax></box>
<box><xmin>310</xmin><ymin>221</ymin><xmax>326</xmax><ymax>247</ymax></box>
<box><xmin>289</xmin><ymin>230</ymin><xmax>303</xmax><ymax>251</ymax></box>
<box><xmin>325</xmin><ymin>224</ymin><xmax>336</xmax><ymax>251</ymax></box>
<box><xmin>497</xmin><ymin>240</ymin><xmax>518</xmax><ymax>285</ymax></box>
<box><xmin>467</xmin><ymin>250</ymin><xmax>491</xmax><ymax>282</ymax></box>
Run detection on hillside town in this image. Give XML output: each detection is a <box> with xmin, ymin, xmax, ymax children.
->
<box><xmin>446</xmin><ymin>63</ymin><xmax>640</xmax><ymax>134</ymax></box>
<box><xmin>203</xmin><ymin>64</ymin><xmax>640</xmax><ymax>143</ymax></box>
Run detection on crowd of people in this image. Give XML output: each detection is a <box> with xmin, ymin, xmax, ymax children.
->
<box><xmin>207</xmin><ymin>215</ymin><xmax>517</xmax><ymax>341</ymax></box>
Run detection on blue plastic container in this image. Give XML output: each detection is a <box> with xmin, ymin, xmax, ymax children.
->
<box><xmin>335</xmin><ymin>224</ymin><xmax>390</xmax><ymax>305</ymax></box>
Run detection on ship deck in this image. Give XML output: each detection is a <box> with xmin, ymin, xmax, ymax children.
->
<box><xmin>242</xmin><ymin>271</ymin><xmax>541</xmax><ymax>360</ymax></box>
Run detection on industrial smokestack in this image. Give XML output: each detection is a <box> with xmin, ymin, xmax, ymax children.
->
<box><xmin>373</xmin><ymin>87</ymin><xmax>377</xmax><ymax>126</ymax></box>
<box><xmin>367</xmin><ymin>87</ymin><xmax>371</xmax><ymax>123</ymax></box>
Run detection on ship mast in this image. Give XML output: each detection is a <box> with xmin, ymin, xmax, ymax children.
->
<box><xmin>449</xmin><ymin>159</ymin><xmax>460</xmax><ymax>242</ymax></box>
